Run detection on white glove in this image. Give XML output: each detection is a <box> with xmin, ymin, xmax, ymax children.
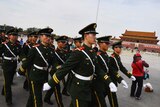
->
<box><xmin>109</xmin><ymin>82</ymin><xmax>117</xmax><ymax>92</ymax></box>
<box><xmin>16</xmin><ymin>72</ymin><xmax>21</xmax><ymax>77</ymax></box>
<box><xmin>131</xmin><ymin>76</ymin><xmax>136</xmax><ymax>81</ymax></box>
<box><xmin>121</xmin><ymin>80</ymin><xmax>128</xmax><ymax>88</ymax></box>
<box><xmin>43</xmin><ymin>82</ymin><xmax>51</xmax><ymax>91</ymax></box>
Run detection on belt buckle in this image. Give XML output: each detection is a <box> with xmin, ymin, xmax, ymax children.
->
<box><xmin>11</xmin><ymin>57</ymin><xmax>16</xmax><ymax>61</ymax></box>
<box><xmin>90</xmin><ymin>75</ymin><xmax>93</xmax><ymax>80</ymax></box>
<box><xmin>43</xmin><ymin>67</ymin><xmax>48</xmax><ymax>71</ymax></box>
<box><xmin>11</xmin><ymin>57</ymin><xmax>14</xmax><ymax>62</ymax></box>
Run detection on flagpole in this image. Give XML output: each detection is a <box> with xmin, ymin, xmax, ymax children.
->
<box><xmin>95</xmin><ymin>0</ymin><xmax>101</xmax><ymax>23</ymax></box>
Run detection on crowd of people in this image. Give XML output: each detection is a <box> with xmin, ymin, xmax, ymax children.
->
<box><xmin>0</xmin><ymin>23</ymin><xmax>149</xmax><ymax>107</ymax></box>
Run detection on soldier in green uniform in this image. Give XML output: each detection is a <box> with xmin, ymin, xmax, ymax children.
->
<box><xmin>108</xmin><ymin>41</ymin><xmax>136</xmax><ymax>107</ymax></box>
<box><xmin>55</xmin><ymin>35</ymin><xmax>70</xmax><ymax>96</ymax></box>
<box><xmin>43</xmin><ymin>35</ymin><xmax>56</xmax><ymax>105</ymax></box>
<box><xmin>43</xmin><ymin>23</ymin><xmax>117</xmax><ymax>107</ymax></box>
<box><xmin>94</xmin><ymin>36</ymin><xmax>128</xmax><ymax>107</ymax></box>
<box><xmin>44</xmin><ymin>36</ymin><xmax>69</xmax><ymax>106</ymax></box>
<box><xmin>18</xmin><ymin>28</ymin><xmax>56</xmax><ymax>107</ymax></box>
<box><xmin>21</xmin><ymin>31</ymin><xmax>38</xmax><ymax>91</ymax></box>
<box><xmin>0</xmin><ymin>28</ymin><xmax>22</xmax><ymax>105</ymax></box>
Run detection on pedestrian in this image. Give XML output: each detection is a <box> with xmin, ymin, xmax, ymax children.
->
<box><xmin>43</xmin><ymin>23</ymin><xmax>117</xmax><ymax>107</ymax></box>
<box><xmin>130</xmin><ymin>53</ymin><xmax>149</xmax><ymax>100</ymax></box>
<box><xmin>20</xmin><ymin>37</ymin><xmax>24</xmax><ymax>46</ymax></box>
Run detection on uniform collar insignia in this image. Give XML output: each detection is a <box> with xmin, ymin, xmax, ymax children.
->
<box><xmin>97</xmin><ymin>52</ymin><xmax>101</xmax><ymax>55</ymax></box>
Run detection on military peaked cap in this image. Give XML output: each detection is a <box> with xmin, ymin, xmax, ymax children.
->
<box><xmin>0</xmin><ymin>29</ymin><xmax>6</xmax><ymax>33</ymax></box>
<box><xmin>38</xmin><ymin>28</ymin><xmax>53</xmax><ymax>36</ymax></box>
<box><xmin>55</xmin><ymin>35</ymin><xmax>68</xmax><ymax>41</ymax></box>
<box><xmin>112</xmin><ymin>41</ymin><xmax>122</xmax><ymax>49</ymax></box>
<box><xmin>73</xmin><ymin>37</ymin><xmax>82</xmax><ymax>41</ymax></box>
<box><xmin>79</xmin><ymin>23</ymin><xmax>98</xmax><ymax>35</ymax></box>
<box><xmin>28</xmin><ymin>31</ymin><xmax>38</xmax><ymax>37</ymax></box>
<box><xmin>97</xmin><ymin>36</ymin><xmax>112</xmax><ymax>43</ymax></box>
<box><xmin>7</xmin><ymin>28</ymin><xmax>19</xmax><ymax>36</ymax></box>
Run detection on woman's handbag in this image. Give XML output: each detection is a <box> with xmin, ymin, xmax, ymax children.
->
<box><xmin>143</xmin><ymin>69</ymin><xmax>149</xmax><ymax>80</ymax></box>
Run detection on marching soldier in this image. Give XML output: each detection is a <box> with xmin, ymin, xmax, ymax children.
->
<box><xmin>43</xmin><ymin>23</ymin><xmax>117</xmax><ymax>107</ymax></box>
<box><xmin>0</xmin><ymin>28</ymin><xmax>22</xmax><ymax>105</ymax></box>
<box><xmin>18</xmin><ymin>28</ymin><xmax>56</xmax><ymax>107</ymax></box>
<box><xmin>94</xmin><ymin>36</ymin><xmax>128</xmax><ymax>107</ymax></box>
<box><xmin>55</xmin><ymin>35</ymin><xmax>70</xmax><ymax>96</ymax></box>
<box><xmin>44</xmin><ymin>36</ymin><xmax>70</xmax><ymax>106</ymax></box>
<box><xmin>108</xmin><ymin>41</ymin><xmax>136</xmax><ymax>107</ymax></box>
<box><xmin>21</xmin><ymin>31</ymin><xmax>38</xmax><ymax>91</ymax></box>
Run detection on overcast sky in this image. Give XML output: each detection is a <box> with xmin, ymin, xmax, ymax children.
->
<box><xmin>0</xmin><ymin>0</ymin><xmax>160</xmax><ymax>41</ymax></box>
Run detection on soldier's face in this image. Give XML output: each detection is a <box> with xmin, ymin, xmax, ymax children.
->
<box><xmin>1</xmin><ymin>32</ymin><xmax>5</xmax><ymax>36</ymax></box>
<box><xmin>40</xmin><ymin>35</ymin><xmax>50</xmax><ymax>45</ymax></box>
<box><xmin>50</xmin><ymin>39</ymin><xmax>54</xmax><ymax>45</ymax></box>
<box><xmin>57</xmin><ymin>41</ymin><xmax>67</xmax><ymax>48</ymax></box>
<box><xmin>99</xmin><ymin>42</ymin><xmax>109</xmax><ymax>51</ymax></box>
<box><xmin>32</xmin><ymin>35</ymin><xmax>38</xmax><ymax>44</ymax></box>
<box><xmin>28</xmin><ymin>36</ymin><xmax>32</xmax><ymax>42</ymax></box>
<box><xmin>85</xmin><ymin>33</ymin><xmax>96</xmax><ymax>44</ymax></box>
<box><xmin>74</xmin><ymin>41</ymin><xmax>82</xmax><ymax>48</ymax></box>
<box><xmin>9</xmin><ymin>35</ymin><xmax>17</xmax><ymax>42</ymax></box>
<box><xmin>114</xmin><ymin>47</ymin><xmax>122</xmax><ymax>54</ymax></box>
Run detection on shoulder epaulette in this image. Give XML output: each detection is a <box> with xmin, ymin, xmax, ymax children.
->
<box><xmin>75</xmin><ymin>46</ymin><xmax>85</xmax><ymax>51</ymax></box>
<box><xmin>64</xmin><ymin>50</ymin><xmax>68</xmax><ymax>53</ymax></box>
<box><xmin>25</xmin><ymin>43</ymin><xmax>29</xmax><ymax>46</ymax></box>
<box><xmin>2</xmin><ymin>41</ymin><xmax>7</xmax><ymax>44</ymax></box>
<box><xmin>97</xmin><ymin>52</ymin><xmax>101</xmax><ymax>55</ymax></box>
<box><xmin>16</xmin><ymin>41</ymin><xmax>20</xmax><ymax>45</ymax></box>
<box><xmin>111</xmin><ymin>53</ymin><xmax>115</xmax><ymax>58</ymax></box>
<box><xmin>32</xmin><ymin>44</ymin><xmax>40</xmax><ymax>48</ymax></box>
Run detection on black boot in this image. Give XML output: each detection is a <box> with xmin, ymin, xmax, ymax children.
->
<box><xmin>44</xmin><ymin>99</ymin><xmax>53</xmax><ymax>105</ymax></box>
<box><xmin>1</xmin><ymin>87</ymin><xmax>4</xmax><ymax>96</ymax></box>
<box><xmin>6</xmin><ymin>100</ymin><xmax>12</xmax><ymax>106</ymax></box>
<box><xmin>23</xmin><ymin>79</ymin><xmax>29</xmax><ymax>91</ymax></box>
<box><xmin>62</xmin><ymin>89</ymin><xmax>70</xmax><ymax>96</ymax></box>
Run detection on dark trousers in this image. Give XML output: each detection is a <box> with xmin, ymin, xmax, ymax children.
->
<box><xmin>70</xmin><ymin>90</ymin><xmax>105</xmax><ymax>107</ymax></box>
<box><xmin>102</xmin><ymin>86</ymin><xmax>118</xmax><ymax>107</ymax></box>
<box><xmin>26</xmin><ymin>81</ymin><xmax>43</xmax><ymax>107</ymax></box>
<box><xmin>93</xmin><ymin>90</ymin><xmax>107</xmax><ymax>107</ymax></box>
<box><xmin>44</xmin><ymin>89</ymin><xmax>54</xmax><ymax>101</ymax></box>
<box><xmin>107</xmin><ymin>92</ymin><xmax>118</xmax><ymax>107</ymax></box>
<box><xmin>62</xmin><ymin>73</ymin><xmax>71</xmax><ymax>94</ymax></box>
<box><xmin>70</xmin><ymin>98</ymin><xmax>92</xmax><ymax>107</ymax></box>
<box><xmin>44</xmin><ymin>84</ymin><xmax>64</xmax><ymax>107</ymax></box>
<box><xmin>23</xmin><ymin>70</ymin><xmax>30</xmax><ymax>91</ymax></box>
<box><xmin>2</xmin><ymin>61</ymin><xmax>17</xmax><ymax>103</ymax></box>
<box><xmin>23</xmin><ymin>78</ymin><xmax>29</xmax><ymax>90</ymax></box>
<box><xmin>130</xmin><ymin>76</ymin><xmax>143</xmax><ymax>97</ymax></box>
